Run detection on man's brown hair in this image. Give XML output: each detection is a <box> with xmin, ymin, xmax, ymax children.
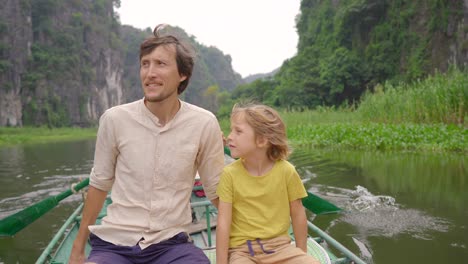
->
<box><xmin>139</xmin><ymin>24</ymin><xmax>195</xmax><ymax>94</ymax></box>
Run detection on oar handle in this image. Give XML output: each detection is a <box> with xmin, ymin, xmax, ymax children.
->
<box><xmin>73</xmin><ymin>178</ymin><xmax>90</xmax><ymax>192</ymax></box>
<box><xmin>56</xmin><ymin>178</ymin><xmax>90</xmax><ymax>201</ymax></box>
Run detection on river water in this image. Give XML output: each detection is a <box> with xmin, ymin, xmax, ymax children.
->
<box><xmin>0</xmin><ymin>139</ymin><xmax>466</xmax><ymax>263</ymax></box>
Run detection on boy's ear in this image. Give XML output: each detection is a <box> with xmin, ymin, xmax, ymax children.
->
<box><xmin>256</xmin><ymin>136</ymin><xmax>269</xmax><ymax>148</ymax></box>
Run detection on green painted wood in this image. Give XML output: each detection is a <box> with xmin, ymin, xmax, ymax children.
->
<box><xmin>36</xmin><ymin>197</ymin><xmax>111</xmax><ymax>264</ymax></box>
<box><xmin>35</xmin><ymin>203</ymin><xmax>84</xmax><ymax>264</ymax></box>
<box><xmin>0</xmin><ymin>178</ymin><xmax>89</xmax><ymax>237</ymax></box>
<box><xmin>36</xmin><ymin>151</ymin><xmax>363</xmax><ymax>263</ymax></box>
<box><xmin>40</xmin><ymin>190</ymin><xmax>365</xmax><ymax>264</ymax></box>
<box><xmin>302</xmin><ymin>191</ymin><xmax>342</xmax><ymax>215</ymax></box>
<box><xmin>307</xmin><ymin>221</ymin><xmax>367</xmax><ymax>264</ymax></box>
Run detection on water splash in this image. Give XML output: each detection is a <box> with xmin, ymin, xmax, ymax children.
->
<box><xmin>312</xmin><ymin>185</ymin><xmax>455</xmax><ymax>263</ymax></box>
<box><xmin>352</xmin><ymin>237</ymin><xmax>373</xmax><ymax>260</ymax></box>
<box><xmin>350</xmin><ymin>185</ymin><xmax>397</xmax><ymax>212</ymax></box>
<box><xmin>335</xmin><ymin>186</ymin><xmax>452</xmax><ymax>238</ymax></box>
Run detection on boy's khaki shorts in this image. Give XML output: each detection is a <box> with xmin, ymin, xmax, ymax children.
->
<box><xmin>228</xmin><ymin>235</ymin><xmax>320</xmax><ymax>264</ymax></box>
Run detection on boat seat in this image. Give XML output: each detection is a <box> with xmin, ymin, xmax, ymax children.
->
<box><xmin>306</xmin><ymin>237</ymin><xmax>332</xmax><ymax>264</ymax></box>
<box><xmin>203</xmin><ymin>248</ymin><xmax>216</xmax><ymax>263</ymax></box>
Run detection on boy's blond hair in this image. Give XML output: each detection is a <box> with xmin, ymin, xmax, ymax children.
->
<box><xmin>231</xmin><ymin>103</ymin><xmax>290</xmax><ymax>161</ymax></box>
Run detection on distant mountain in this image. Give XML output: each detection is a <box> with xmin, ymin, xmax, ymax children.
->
<box><xmin>0</xmin><ymin>1</ymin><xmax>243</xmax><ymax>127</ymax></box>
<box><xmin>243</xmin><ymin>68</ymin><xmax>280</xmax><ymax>83</ymax></box>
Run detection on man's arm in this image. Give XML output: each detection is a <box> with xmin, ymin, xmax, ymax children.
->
<box><xmin>68</xmin><ymin>186</ymin><xmax>108</xmax><ymax>264</ymax></box>
<box><xmin>216</xmin><ymin>200</ymin><xmax>232</xmax><ymax>264</ymax></box>
<box><xmin>210</xmin><ymin>197</ymin><xmax>219</xmax><ymax>209</ymax></box>
<box><xmin>197</xmin><ymin>117</ymin><xmax>225</xmax><ymax>202</ymax></box>
<box><xmin>290</xmin><ymin>198</ymin><xmax>309</xmax><ymax>253</ymax></box>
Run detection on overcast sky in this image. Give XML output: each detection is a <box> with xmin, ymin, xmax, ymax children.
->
<box><xmin>115</xmin><ymin>0</ymin><xmax>301</xmax><ymax>77</ymax></box>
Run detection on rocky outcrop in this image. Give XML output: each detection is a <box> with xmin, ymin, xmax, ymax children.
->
<box><xmin>0</xmin><ymin>1</ymin><xmax>243</xmax><ymax>127</ymax></box>
<box><xmin>0</xmin><ymin>0</ymin><xmax>33</xmax><ymax>126</ymax></box>
<box><xmin>0</xmin><ymin>0</ymin><xmax>123</xmax><ymax>127</ymax></box>
<box><xmin>424</xmin><ymin>0</ymin><xmax>468</xmax><ymax>72</ymax></box>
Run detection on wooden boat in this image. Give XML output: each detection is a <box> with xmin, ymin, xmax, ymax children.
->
<box><xmin>0</xmin><ymin>149</ymin><xmax>366</xmax><ymax>263</ymax></box>
<box><xmin>32</xmin><ymin>180</ymin><xmax>366</xmax><ymax>264</ymax></box>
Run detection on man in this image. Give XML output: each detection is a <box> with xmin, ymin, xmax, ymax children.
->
<box><xmin>69</xmin><ymin>24</ymin><xmax>225</xmax><ymax>264</ymax></box>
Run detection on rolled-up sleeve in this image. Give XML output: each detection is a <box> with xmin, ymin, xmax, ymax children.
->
<box><xmin>90</xmin><ymin>110</ymin><xmax>118</xmax><ymax>192</ymax></box>
<box><xmin>197</xmin><ymin>116</ymin><xmax>224</xmax><ymax>201</ymax></box>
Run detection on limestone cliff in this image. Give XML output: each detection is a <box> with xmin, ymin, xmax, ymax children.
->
<box><xmin>0</xmin><ymin>0</ymin><xmax>32</xmax><ymax>126</ymax></box>
<box><xmin>0</xmin><ymin>0</ymin><xmax>243</xmax><ymax>127</ymax></box>
<box><xmin>0</xmin><ymin>0</ymin><xmax>123</xmax><ymax>127</ymax></box>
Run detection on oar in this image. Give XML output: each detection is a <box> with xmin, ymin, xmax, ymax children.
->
<box><xmin>302</xmin><ymin>191</ymin><xmax>342</xmax><ymax>215</ymax></box>
<box><xmin>0</xmin><ymin>178</ymin><xmax>89</xmax><ymax>237</ymax></box>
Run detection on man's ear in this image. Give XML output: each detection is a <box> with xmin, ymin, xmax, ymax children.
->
<box><xmin>180</xmin><ymin>74</ymin><xmax>187</xmax><ymax>83</ymax></box>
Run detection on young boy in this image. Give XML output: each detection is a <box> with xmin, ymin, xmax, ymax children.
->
<box><xmin>216</xmin><ymin>103</ymin><xmax>319</xmax><ymax>264</ymax></box>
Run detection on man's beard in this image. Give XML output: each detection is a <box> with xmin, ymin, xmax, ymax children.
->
<box><xmin>145</xmin><ymin>89</ymin><xmax>177</xmax><ymax>103</ymax></box>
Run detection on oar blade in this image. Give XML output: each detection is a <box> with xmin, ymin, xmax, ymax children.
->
<box><xmin>0</xmin><ymin>178</ymin><xmax>89</xmax><ymax>237</ymax></box>
<box><xmin>0</xmin><ymin>196</ymin><xmax>59</xmax><ymax>237</ymax></box>
<box><xmin>302</xmin><ymin>191</ymin><xmax>342</xmax><ymax>215</ymax></box>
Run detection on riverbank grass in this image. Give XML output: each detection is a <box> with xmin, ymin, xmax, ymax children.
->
<box><xmin>0</xmin><ymin>127</ymin><xmax>97</xmax><ymax>146</ymax></box>
<box><xmin>221</xmin><ymin>109</ymin><xmax>466</xmax><ymax>153</ymax></box>
<box><xmin>358</xmin><ymin>68</ymin><xmax>466</xmax><ymax>126</ymax></box>
<box><xmin>2</xmin><ymin>69</ymin><xmax>466</xmax><ymax>152</ymax></box>
<box><xmin>286</xmin><ymin>121</ymin><xmax>465</xmax><ymax>152</ymax></box>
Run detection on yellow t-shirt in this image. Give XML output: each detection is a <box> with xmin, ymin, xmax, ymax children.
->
<box><xmin>216</xmin><ymin>159</ymin><xmax>307</xmax><ymax>247</ymax></box>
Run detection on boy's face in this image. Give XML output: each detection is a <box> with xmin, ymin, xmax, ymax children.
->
<box><xmin>227</xmin><ymin>113</ymin><xmax>257</xmax><ymax>159</ymax></box>
<box><xmin>140</xmin><ymin>44</ymin><xmax>186</xmax><ymax>103</ymax></box>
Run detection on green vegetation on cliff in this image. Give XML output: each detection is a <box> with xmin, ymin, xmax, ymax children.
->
<box><xmin>219</xmin><ymin>69</ymin><xmax>467</xmax><ymax>153</ymax></box>
<box><xmin>223</xmin><ymin>0</ymin><xmax>466</xmax><ymax>116</ymax></box>
<box><xmin>0</xmin><ymin>0</ymin><xmax>242</xmax><ymax>128</ymax></box>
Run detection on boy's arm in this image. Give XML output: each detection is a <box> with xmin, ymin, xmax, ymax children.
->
<box><xmin>290</xmin><ymin>198</ymin><xmax>309</xmax><ymax>253</ymax></box>
<box><xmin>216</xmin><ymin>200</ymin><xmax>232</xmax><ymax>264</ymax></box>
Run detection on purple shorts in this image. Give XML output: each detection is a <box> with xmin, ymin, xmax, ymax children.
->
<box><xmin>87</xmin><ymin>232</ymin><xmax>210</xmax><ymax>264</ymax></box>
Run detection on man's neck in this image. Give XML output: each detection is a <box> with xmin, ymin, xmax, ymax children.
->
<box><xmin>144</xmin><ymin>97</ymin><xmax>181</xmax><ymax>126</ymax></box>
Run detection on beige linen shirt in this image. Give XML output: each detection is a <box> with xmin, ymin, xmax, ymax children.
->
<box><xmin>88</xmin><ymin>99</ymin><xmax>224</xmax><ymax>249</ymax></box>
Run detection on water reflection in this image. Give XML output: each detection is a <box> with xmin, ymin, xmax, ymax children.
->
<box><xmin>290</xmin><ymin>147</ymin><xmax>468</xmax><ymax>263</ymax></box>
<box><xmin>0</xmin><ymin>140</ymin><xmax>95</xmax><ymax>214</ymax></box>
<box><xmin>291</xmin><ymin>148</ymin><xmax>467</xmax><ymax>214</ymax></box>
<box><xmin>0</xmin><ymin>140</ymin><xmax>95</xmax><ymax>264</ymax></box>
<box><xmin>0</xmin><ymin>142</ymin><xmax>466</xmax><ymax>264</ymax></box>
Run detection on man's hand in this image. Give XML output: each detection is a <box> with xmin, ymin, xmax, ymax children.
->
<box><xmin>68</xmin><ymin>243</ymin><xmax>86</xmax><ymax>264</ymax></box>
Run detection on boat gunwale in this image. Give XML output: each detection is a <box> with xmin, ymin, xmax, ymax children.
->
<box><xmin>36</xmin><ymin>193</ymin><xmax>367</xmax><ymax>264</ymax></box>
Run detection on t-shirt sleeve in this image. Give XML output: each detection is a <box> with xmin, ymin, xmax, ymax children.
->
<box><xmin>286</xmin><ymin>165</ymin><xmax>308</xmax><ymax>202</ymax></box>
<box><xmin>216</xmin><ymin>168</ymin><xmax>233</xmax><ymax>203</ymax></box>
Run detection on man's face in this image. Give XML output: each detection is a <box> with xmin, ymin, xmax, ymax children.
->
<box><xmin>140</xmin><ymin>45</ymin><xmax>186</xmax><ymax>103</ymax></box>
